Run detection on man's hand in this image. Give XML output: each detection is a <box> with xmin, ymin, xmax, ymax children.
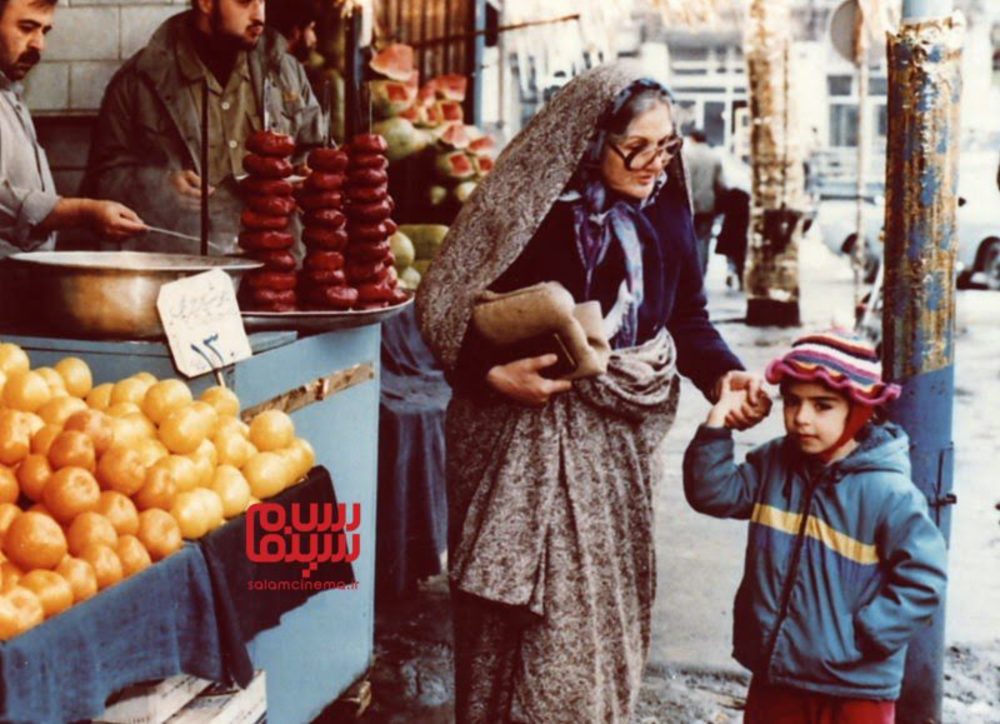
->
<box><xmin>169</xmin><ymin>169</ymin><xmax>215</xmax><ymax>199</ymax></box>
<box><xmin>85</xmin><ymin>200</ymin><xmax>147</xmax><ymax>241</ymax></box>
<box><xmin>712</xmin><ymin>370</ymin><xmax>772</xmax><ymax>430</ymax></box>
<box><xmin>486</xmin><ymin>355</ymin><xmax>573</xmax><ymax>407</ymax></box>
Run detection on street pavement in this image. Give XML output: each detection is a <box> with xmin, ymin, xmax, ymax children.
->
<box><xmin>349</xmin><ymin>229</ymin><xmax>1000</xmax><ymax>723</ymax></box>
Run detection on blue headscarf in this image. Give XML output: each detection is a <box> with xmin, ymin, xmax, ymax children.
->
<box><xmin>559</xmin><ymin>79</ymin><xmax>673</xmax><ymax>349</ymax></box>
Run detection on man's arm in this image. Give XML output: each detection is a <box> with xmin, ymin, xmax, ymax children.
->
<box><xmin>0</xmin><ymin>178</ymin><xmax>59</xmax><ymax>249</ymax></box>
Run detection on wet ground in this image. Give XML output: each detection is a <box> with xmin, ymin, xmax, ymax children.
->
<box><xmin>359</xmin><ymin>232</ymin><xmax>1000</xmax><ymax>723</ymax></box>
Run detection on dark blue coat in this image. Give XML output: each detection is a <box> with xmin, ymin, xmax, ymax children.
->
<box><xmin>453</xmin><ymin>179</ymin><xmax>743</xmax><ymax>396</ymax></box>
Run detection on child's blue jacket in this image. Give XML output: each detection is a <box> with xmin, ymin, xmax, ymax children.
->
<box><xmin>683</xmin><ymin>421</ymin><xmax>947</xmax><ymax>700</ymax></box>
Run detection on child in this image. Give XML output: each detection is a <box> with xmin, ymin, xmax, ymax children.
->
<box><xmin>683</xmin><ymin>330</ymin><xmax>947</xmax><ymax>724</ymax></box>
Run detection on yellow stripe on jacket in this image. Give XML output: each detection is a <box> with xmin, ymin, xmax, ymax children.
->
<box><xmin>751</xmin><ymin>504</ymin><xmax>879</xmax><ymax>566</ymax></box>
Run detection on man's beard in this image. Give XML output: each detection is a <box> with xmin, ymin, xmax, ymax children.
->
<box><xmin>3</xmin><ymin>48</ymin><xmax>41</xmax><ymax>79</ymax></box>
<box><xmin>210</xmin><ymin>5</ymin><xmax>263</xmax><ymax>51</ymax></box>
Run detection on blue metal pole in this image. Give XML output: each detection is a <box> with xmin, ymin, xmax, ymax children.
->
<box><xmin>883</xmin><ymin>4</ymin><xmax>961</xmax><ymax>722</ymax></box>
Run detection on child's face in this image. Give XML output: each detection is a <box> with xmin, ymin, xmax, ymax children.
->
<box><xmin>781</xmin><ymin>382</ymin><xmax>851</xmax><ymax>455</ymax></box>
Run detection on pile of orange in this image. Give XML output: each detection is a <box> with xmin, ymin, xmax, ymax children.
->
<box><xmin>0</xmin><ymin>342</ymin><xmax>317</xmax><ymax>640</ymax></box>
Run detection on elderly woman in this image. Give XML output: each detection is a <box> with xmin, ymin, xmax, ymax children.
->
<box><xmin>417</xmin><ymin>63</ymin><xmax>770</xmax><ymax>723</ymax></box>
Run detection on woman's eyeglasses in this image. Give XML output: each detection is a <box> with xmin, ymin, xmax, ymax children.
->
<box><xmin>608</xmin><ymin>135</ymin><xmax>684</xmax><ymax>171</ymax></box>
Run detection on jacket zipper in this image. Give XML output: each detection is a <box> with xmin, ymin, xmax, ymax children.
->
<box><xmin>762</xmin><ymin>470</ymin><xmax>820</xmax><ymax>678</ymax></box>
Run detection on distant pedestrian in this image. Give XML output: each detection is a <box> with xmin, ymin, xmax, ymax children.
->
<box><xmin>684</xmin><ymin>330</ymin><xmax>947</xmax><ymax>724</ymax></box>
<box><xmin>715</xmin><ymin>187</ymin><xmax>750</xmax><ymax>290</ymax></box>
<box><xmin>682</xmin><ymin>129</ymin><xmax>726</xmax><ymax>276</ymax></box>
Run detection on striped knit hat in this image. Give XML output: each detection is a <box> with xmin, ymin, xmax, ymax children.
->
<box><xmin>765</xmin><ymin>330</ymin><xmax>901</xmax><ymax>406</ymax></box>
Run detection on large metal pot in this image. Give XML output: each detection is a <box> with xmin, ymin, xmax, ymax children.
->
<box><xmin>3</xmin><ymin>251</ymin><xmax>262</xmax><ymax>339</ymax></box>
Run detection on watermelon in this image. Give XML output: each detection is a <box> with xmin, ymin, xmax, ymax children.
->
<box><xmin>369</xmin><ymin>43</ymin><xmax>414</xmax><ymax>82</ymax></box>
<box><xmin>434</xmin><ymin>123</ymin><xmax>471</xmax><ymax>150</ymax></box>
<box><xmin>372</xmin><ymin>117</ymin><xmax>430</xmax><ymax>162</ymax></box>
<box><xmin>428</xmin><ymin>185</ymin><xmax>448</xmax><ymax>206</ymax></box>
<box><xmin>399</xmin><ymin>224</ymin><xmax>450</xmax><ymax>260</ymax></box>
<box><xmin>389</xmin><ymin>231</ymin><xmax>416</xmax><ymax>268</ymax></box>
<box><xmin>435</xmin><ymin>150</ymin><xmax>475</xmax><ymax>181</ymax></box>
<box><xmin>370</xmin><ymin>80</ymin><xmax>415</xmax><ymax>118</ymax></box>
<box><xmin>469</xmin><ymin>135</ymin><xmax>496</xmax><ymax>157</ymax></box>
<box><xmin>416</xmin><ymin>103</ymin><xmax>445</xmax><ymax>128</ymax></box>
<box><xmin>472</xmin><ymin>155</ymin><xmax>494</xmax><ymax>176</ymax></box>
<box><xmin>432</xmin><ymin>74</ymin><xmax>468</xmax><ymax>102</ymax></box>
<box><xmin>436</xmin><ymin>100</ymin><xmax>464</xmax><ymax>123</ymax></box>
<box><xmin>398</xmin><ymin>105</ymin><xmax>421</xmax><ymax>123</ymax></box>
<box><xmin>453</xmin><ymin>180</ymin><xmax>477</xmax><ymax>203</ymax></box>
<box><xmin>417</xmin><ymin>82</ymin><xmax>438</xmax><ymax>107</ymax></box>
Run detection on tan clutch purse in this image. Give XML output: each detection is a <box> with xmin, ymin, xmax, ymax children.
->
<box><xmin>471</xmin><ymin>282</ymin><xmax>610</xmax><ymax>380</ymax></box>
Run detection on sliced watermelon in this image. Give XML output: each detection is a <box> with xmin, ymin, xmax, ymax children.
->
<box><xmin>472</xmin><ymin>155</ymin><xmax>494</xmax><ymax>176</ymax></box>
<box><xmin>432</xmin><ymin>74</ymin><xmax>468</xmax><ymax>102</ymax></box>
<box><xmin>416</xmin><ymin>82</ymin><xmax>438</xmax><ymax>108</ymax></box>
<box><xmin>436</xmin><ymin>100</ymin><xmax>464</xmax><ymax>123</ymax></box>
<box><xmin>398</xmin><ymin>105</ymin><xmax>421</xmax><ymax>123</ymax></box>
<box><xmin>469</xmin><ymin>135</ymin><xmax>496</xmax><ymax>157</ymax></box>
<box><xmin>435</xmin><ymin>150</ymin><xmax>475</xmax><ymax>181</ymax></box>
<box><xmin>417</xmin><ymin>103</ymin><xmax>445</xmax><ymax>128</ymax></box>
<box><xmin>370</xmin><ymin>79</ymin><xmax>415</xmax><ymax>118</ymax></box>
<box><xmin>369</xmin><ymin>43</ymin><xmax>414</xmax><ymax>82</ymax></box>
<box><xmin>434</xmin><ymin>123</ymin><xmax>471</xmax><ymax>150</ymax></box>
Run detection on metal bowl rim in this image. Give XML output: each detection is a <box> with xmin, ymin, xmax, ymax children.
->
<box><xmin>8</xmin><ymin>251</ymin><xmax>263</xmax><ymax>273</ymax></box>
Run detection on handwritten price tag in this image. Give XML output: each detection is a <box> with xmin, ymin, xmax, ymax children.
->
<box><xmin>157</xmin><ymin>270</ymin><xmax>252</xmax><ymax>378</ymax></box>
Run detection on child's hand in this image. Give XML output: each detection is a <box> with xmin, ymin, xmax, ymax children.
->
<box><xmin>706</xmin><ymin>384</ymin><xmax>748</xmax><ymax>429</ymax></box>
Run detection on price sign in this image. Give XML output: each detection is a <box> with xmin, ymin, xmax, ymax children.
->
<box><xmin>157</xmin><ymin>270</ymin><xmax>252</xmax><ymax>378</ymax></box>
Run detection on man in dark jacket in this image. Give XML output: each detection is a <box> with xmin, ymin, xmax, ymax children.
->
<box><xmin>83</xmin><ymin>0</ymin><xmax>324</xmax><ymax>255</ymax></box>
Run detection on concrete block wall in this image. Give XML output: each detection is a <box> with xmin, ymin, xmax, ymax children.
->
<box><xmin>22</xmin><ymin>1</ymin><xmax>190</xmax><ymax>198</ymax></box>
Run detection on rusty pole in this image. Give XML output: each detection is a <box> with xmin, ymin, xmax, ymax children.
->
<box><xmin>883</xmin><ymin>2</ymin><xmax>962</xmax><ymax>721</ymax></box>
<box><xmin>744</xmin><ymin>0</ymin><xmax>804</xmax><ymax>327</ymax></box>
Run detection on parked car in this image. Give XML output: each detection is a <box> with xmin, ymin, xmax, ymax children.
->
<box><xmin>815</xmin><ymin>156</ymin><xmax>1000</xmax><ymax>289</ymax></box>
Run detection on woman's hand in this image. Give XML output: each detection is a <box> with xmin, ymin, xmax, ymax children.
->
<box><xmin>713</xmin><ymin>370</ymin><xmax>772</xmax><ymax>430</ymax></box>
<box><xmin>486</xmin><ymin>355</ymin><xmax>573</xmax><ymax>407</ymax></box>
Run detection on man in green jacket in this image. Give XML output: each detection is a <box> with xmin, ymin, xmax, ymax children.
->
<box><xmin>83</xmin><ymin>0</ymin><xmax>324</xmax><ymax>255</ymax></box>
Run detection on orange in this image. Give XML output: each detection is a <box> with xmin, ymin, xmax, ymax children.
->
<box><xmin>193</xmin><ymin>488</ymin><xmax>224</xmax><ymax>530</ymax></box>
<box><xmin>56</xmin><ymin>557</ymin><xmax>98</xmax><ymax>603</ymax></box>
<box><xmin>188</xmin><ymin>401</ymin><xmax>220</xmax><ymax>435</ymax></box>
<box><xmin>16</xmin><ymin>454</ymin><xmax>52</xmax><ymax>502</ymax></box>
<box><xmin>1</xmin><ymin>561</ymin><xmax>23</xmax><ymax>591</ymax></box>
<box><xmin>133</xmin><ymin>438</ymin><xmax>168</xmax><ymax>468</ymax></box>
<box><xmin>134</xmin><ymin>465</ymin><xmax>177</xmax><ymax>511</ymax></box>
<box><xmin>132</xmin><ymin>372</ymin><xmax>158</xmax><ymax>387</ymax></box>
<box><xmin>116</xmin><ymin>535</ymin><xmax>152</xmax><ymax>578</ymax></box>
<box><xmin>54</xmin><ymin>357</ymin><xmax>93</xmax><ymax>399</ymax></box>
<box><xmin>27</xmin><ymin>503</ymin><xmax>51</xmax><ymax>516</ymax></box>
<box><xmin>186</xmin><ymin>450</ymin><xmax>214</xmax><ymax>489</ymax></box>
<box><xmin>0</xmin><ymin>409</ymin><xmax>32</xmax><ymax>466</ymax></box>
<box><xmin>6</xmin><ymin>586</ymin><xmax>44</xmax><ymax>634</ymax></box>
<box><xmin>38</xmin><ymin>396</ymin><xmax>87</xmax><ymax>427</ymax></box>
<box><xmin>85</xmin><ymin>383</ymin><xmax>113</xmax><ymax>410</ymax></box>
<box><xmin>137</xmin><ymin>509</ymin><xmax>182</xmax><ymax>561</ymax></box>
<box><xmin>285</xmin><ymin>437</ymin><xmax>316</xmax><ymax>483</ymax></box>
<box><xmin>248</xmin><ymin>410</ymin><xmax>295</xmax><ymax>452</ymax></box>
<box><xmin>216</xmin><ymin>417</ymin><xmax>250</xmax><ymax>438</ymax></box>
<box><xmin>211</xmin><ymin>466</ymin><xmax>251</xmax><ymax>518</ymax></box>
<box><xmin>110</xmin><ymin>376</ymin><xmax>153</xmax><ymax>407</ymax></box>
<box><xmin>3</xmin><ymin>371</ymin><xmax>52</xmax><ymax>412</ymax></box>
<box><xmin>42</xmin><ymin>467</ymin><xmax>101</xmax><ymax>523</ymax></box>
<box><xmin>200</xmin><ymin>386</ymin><xmax>240</xmax><ymax>418</ymax></box>
<box><xmin>30</xmin><ymin>424</ymin><xmax>61</xmax><ymax>456</ymax></box>
<box><xmin>151</xmin><ymin>455</ymin><xmax>197</xmax><ymax>493</ymax></box>
<box><xmin>63</xmin><ymin>410</ymin><xmax>114</xmax><ymax>455</ymax></box>
<box><xmin>0</xmin><ymin>343</ymin><xmax>30</xmax><ymax>377</ymax></box>
<box><xmin>0</xmin><ymin>595</ymin><xmax>19</xmax><ymax>640</ymax></box>
<box><xmin>96</xmin><ymin>491</ymin><xmax>140</xmax><ymax>536</ymax></box>
<box><xmin>79</xmin><ymin>543</ymin><xmax>123</xmax><ymax>589</ymax></box>
<box><xmin>66</xmin><ymin>511</ymin><xmax>119</xmax><ymax>556</ymax></box>
<box><xmin>3</xmin><ymin>511</ymin><xmax>68</xmax><ymax>570</ymax></box>
<box><xmin>96</xmin><ymin>445</ymin><xmax>146</xmax><ymax>496</ymax></box>
<box><xmin>242</xmin><ymin>451</ymin><xmax>287</xmax><ymax>500</ymax></box>
<box><xmin>158</xmin><ymin>405</ymin><xmax>213</xmax><ymax>455</ymax></box>
<box><xmin>0</xmin><ymin>503</ymin><xmax>21</xmax><ymax>539</ymax></box>
<box><xmin>0</xmin><ymin>465</ymin><xmax>18</xmax><ymax>505</ymax></box>
<box><xmin>141</xmin><ymin>379</ymin><xmax>192</xmax><ymax>425</ymax></box>
<box><xmin>19</xmin><ymin>570</ymin><xmax>73</xmax><ymax>618</ymax></box>
<box><xmin>214</xmin><ymin>429</ymin><xmax>254</xmax><ymax>468</ymax></box>
<box><xmin>47</xmin><ymin>430</ymin><xmax>97</xmax><ymax>472</ymax></box>
<box><xmin>189</xmin><ymin>437</ymin><xmax>218</xmax><ymax>467</ymax></box>
<box><xmin>34</xmin><ymin>367</ymin><xmax>68</xmax><ymax>398</ymax></box>
<box><xmin>170</xmin><ymin>491</ymin><xmax>211</xmax><ymax>539</ymax></box>
<box><xmin>105</xmin><ymin>402</ymin><xmax>141</xmax><ymax>418</ymax></box>
<box><xmin>112</xmin><ymin>412</ymin><xmax>156</xmax><ymax>448</ymax></box>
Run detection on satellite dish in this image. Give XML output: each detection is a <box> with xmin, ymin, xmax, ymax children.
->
<box><xmin>829</xmin><ymin>0</ymin><xmax>883</xmax><ymax>65</ymax></box>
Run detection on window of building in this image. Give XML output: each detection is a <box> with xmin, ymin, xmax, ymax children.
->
<box><xmin>869</xmin><ymin>76</ymin><xmax>888</xmax><ymax>96</ymax></box>
<box><xmin>830</xmin><ymin>104</ymin><xmax>859</xmax><ymax>147</ymax></box>
<box><xmin>828</xmin><ymin>75</ymin><xmax>853</xmax><ymax>96</ymax></box>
